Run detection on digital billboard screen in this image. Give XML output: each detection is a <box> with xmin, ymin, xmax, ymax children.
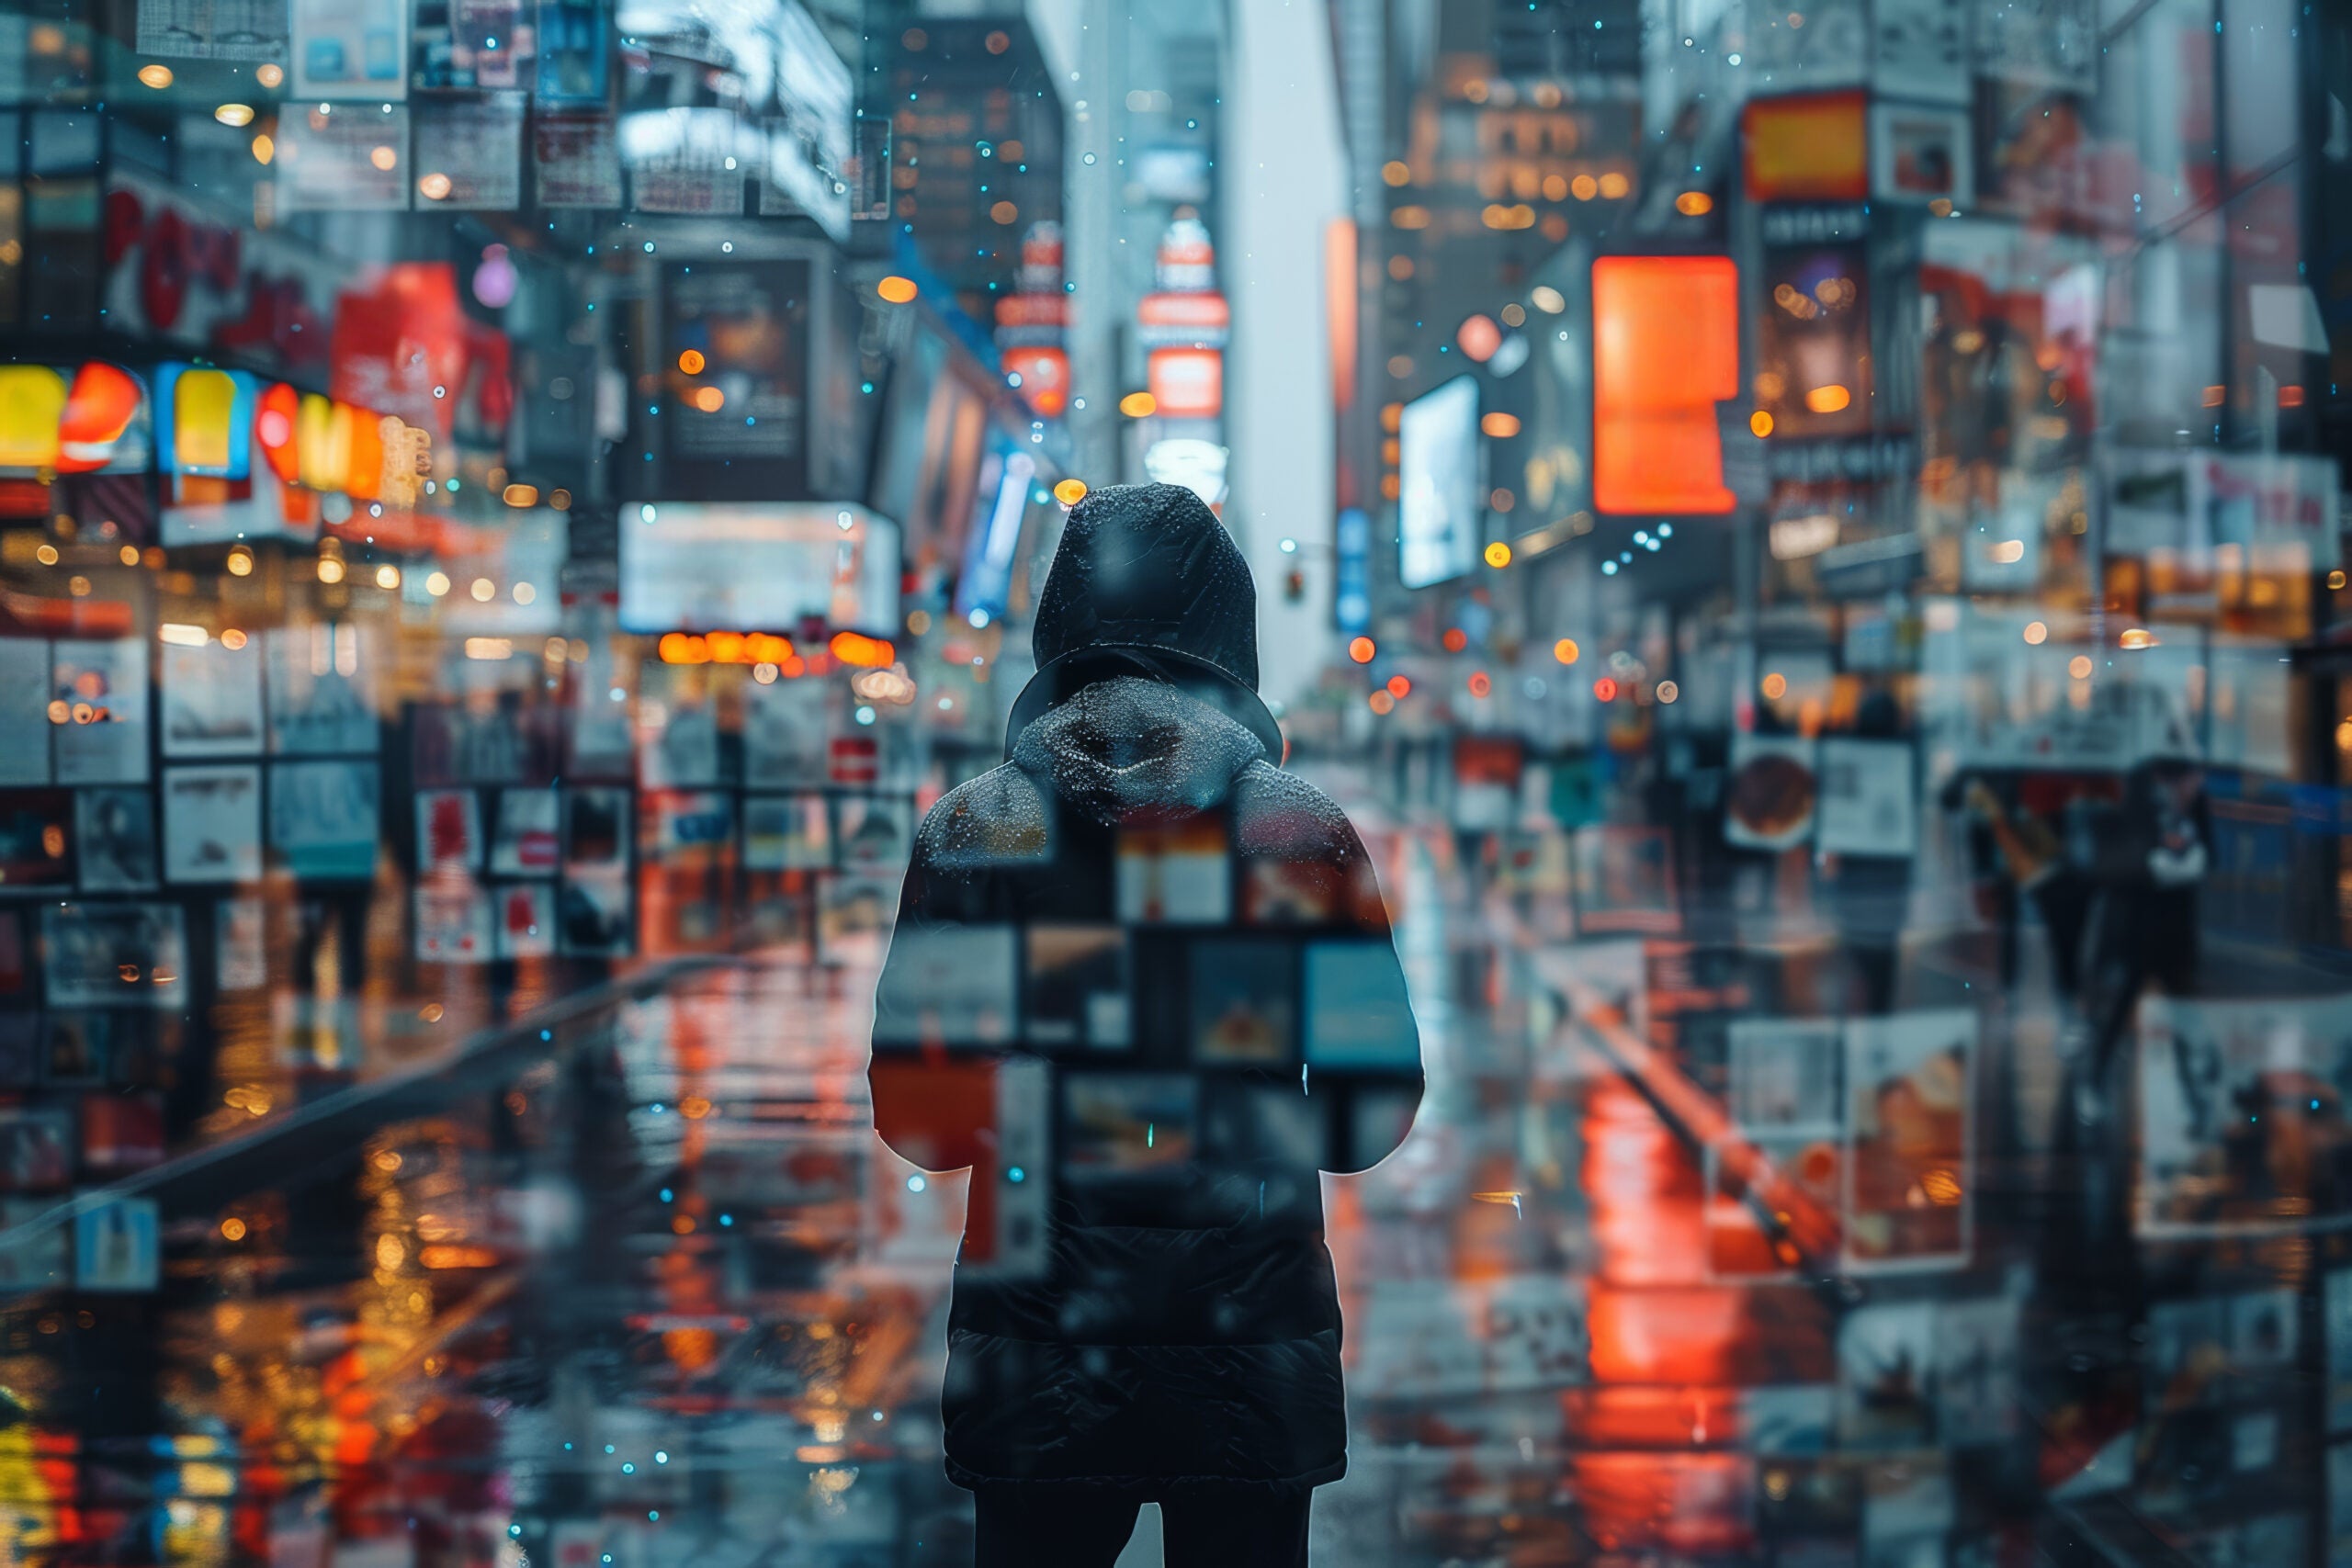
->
<box><xmin>619</xmin><ymin>502</ymin><xmax>900</xmax><ymax>636</ymax></box>
<box><xmin>1398</xmin><ymin>375</ymin><xmax>1481</xmax><ymax>590</ymax></box>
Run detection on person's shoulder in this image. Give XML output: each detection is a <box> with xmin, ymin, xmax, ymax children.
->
<box><xmin>916</xmin><ymin>762</ymin><xmax>1052</xmax><ymax>871</ymax></box>
<box><xmin>1230</xmin><ymin>760</ymin><xmax>1363</xmax><ymax>864</ymax></box>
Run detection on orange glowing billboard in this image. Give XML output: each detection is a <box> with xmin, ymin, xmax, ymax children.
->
<box><xmin>1325</xmin><ymin>220</ymin><xmax>1357</xmax><ymax>412</ymax></box>
<box><xmin>1590</xmin><ymin>256</ymin><xmax>1739</xmax><ymax>515</ymax></box>
<box><xmin>1147</xmin><ymin>346</ymin><xmax>1224</xmax><ymax>419</ymax></box>
<box><xmin>1741</xmin><ymin>92</ymin><xmax>1870</xmax><ymax>202</ymax></box>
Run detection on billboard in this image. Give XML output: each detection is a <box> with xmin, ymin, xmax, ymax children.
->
<box><xmin>953</xmin><ymin>444</ymin><xmax>1036</xmax><ymax>626</ymax></box>
<box><xmin>619</xmin><ymin>502</ymin><xmax>899</xmax><ymax>636</ymax></box>
<box><xmin>655</xmin><ymin>256</ymin><xmax>810</xmax><ymax>499</ymax></box>
<box><xmin>1398</xmin><ymin>375</ymin><xmax>1481</xmax><ymax>590</ymax></box>
<box><xmin>1591</xmin><ymin>256</ymin><xmax>1739</xmax><ymax>515</ymax></box>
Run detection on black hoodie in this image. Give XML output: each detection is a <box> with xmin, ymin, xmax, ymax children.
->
<box><xmin>868</xmin><ymin>483</ymin><xmax>1422</xmax><ymax>1495</ymax></box>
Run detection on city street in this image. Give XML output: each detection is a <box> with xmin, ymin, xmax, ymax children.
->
<box><xmin>4</xmin><ymin>0</ymin><xmax>2351</xmax><ymax>1562</ymax></box>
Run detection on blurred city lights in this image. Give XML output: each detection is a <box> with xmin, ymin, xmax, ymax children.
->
<box><xmin>28</xmin><ymin>17</ymin><xmax>2327</xmax><ymax>1562</ymax></box>
<box><xmin>830</xmin><ymin>632</ymin><xmax>898</xmax><ymax>668</ymax></box>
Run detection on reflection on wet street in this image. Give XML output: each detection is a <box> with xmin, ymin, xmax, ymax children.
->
<box><xmin>14</xmin><ymin>760</ymin><xmax>2344</xmax><ymax>1563</ymax></box>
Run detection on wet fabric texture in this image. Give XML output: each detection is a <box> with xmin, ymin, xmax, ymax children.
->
<box><xmin>869</xmin><ymin>483</ymin><xmax>1423</xmax><ymax>1494</ymax></box>
<box><xmin>1011</xmin><ymin>675</ymin><xmax>1262</xmax><ymax>823</ymax></box>
<box><xmin>1030</xmin><ymin>482</ymin><xmax>1263</xmax><ymax>692</ymax></box>
<box><xmin>1007</xmin><ymin>484</ymin><xmax>1288</xmax><ymax>762</ymax></box>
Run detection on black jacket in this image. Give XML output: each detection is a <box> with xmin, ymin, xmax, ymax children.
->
<box><xmin>868</xmin><ymin>483</ymin><xmax>1422</xmax><ymax>1494</ymax></box>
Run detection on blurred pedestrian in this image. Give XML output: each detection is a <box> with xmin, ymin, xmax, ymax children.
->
<box><xmin>1819</xmin><ymin>689</ymin><xmax>1913</xmax><ymax>1013</ymax></box>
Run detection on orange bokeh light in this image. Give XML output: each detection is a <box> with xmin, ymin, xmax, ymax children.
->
<box><xmin>830</xmin><ymin>631</ymin><xmax>897</xmax><ymax>668</ymax></box>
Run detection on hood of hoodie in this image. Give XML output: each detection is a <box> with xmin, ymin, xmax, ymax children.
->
<box><xmin>1011</xmin><ymin>676</ymin><xmax>1264</xmax><ymax>824</ymax></box>
<box><xmin>1031</xmin><ymin>482</ymin><xmax>1260</xmax><ymax>692</ymax></box>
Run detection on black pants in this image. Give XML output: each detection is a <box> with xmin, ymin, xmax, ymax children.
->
<box><xmin>973</xmin><ymin>1486</ymin><xmax>1312</xmax><ymax>1568</ymax></box>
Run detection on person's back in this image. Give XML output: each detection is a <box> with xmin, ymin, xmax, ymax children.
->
<box><xmin>868</xmin><ymin>484</ymin><xmax>1421</xmax><ymax>1567</ymax></box>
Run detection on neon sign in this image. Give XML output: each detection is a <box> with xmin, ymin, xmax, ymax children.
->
<box><xmin>0</xmin><ymin>362</ymin><xmax>150</xmax><ymax>475</ymax></box>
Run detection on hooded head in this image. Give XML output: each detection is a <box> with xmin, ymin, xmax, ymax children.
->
<box><xmin>1007</xmin><ymin>483</ymin><xmax>1283</xmax><ymax>761</ymax></box>
<box><xmin>1033</xmin><ymin>483</ymin><xmax>1258</xmax><ymax>684</ymax></box>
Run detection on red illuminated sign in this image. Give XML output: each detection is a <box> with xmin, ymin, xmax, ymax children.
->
<box><xmin>1136</xmin><ymin>290</ymin><xmax>1231</xmax><ymax>349</ymax></box>
<box><xmin>57</xmin><ymin>364</ymin><xmax>143</xmax><ymax>473</ymax></box>
<box><xmin>1002</xmin><ymin>346</ymin><xmax>1069</xmax><ymax>419</ymax></box>
<box><xmin>1147</xmin><ymin>347</ymin><xmax>1224</xmax><ymax>420</ymax></box>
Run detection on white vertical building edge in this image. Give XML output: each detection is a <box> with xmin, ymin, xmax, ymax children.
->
<box><xmin>1224</xmin><ymin>0</ymin><xmax>1348</xmax><ymax>716</ymax></box>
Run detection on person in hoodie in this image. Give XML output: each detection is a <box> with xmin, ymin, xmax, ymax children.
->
<box><xmin>868</xmin><ymin>483</ymin><xmax>1423</xmax><ymax>1567</ymax></box>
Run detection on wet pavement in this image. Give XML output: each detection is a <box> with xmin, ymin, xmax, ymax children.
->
<box><xmin>0</xmin><ymin>760</ymin><xmax>2312</xmax><ymax>1566</ymax></box>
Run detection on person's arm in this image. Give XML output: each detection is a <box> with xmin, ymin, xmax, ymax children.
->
<box><xmin>871</xmin><ymin>766</ymin><xmax>1056</xmax><ymax>1172</ymax></box>
<box><xmin>1317</xmin><ymin>818</ymin><xmax>1423</xmax><ymax>1175</ymax></box>
<box><xmin>867</xmin><ymin>844</ymin><xmax>992</xmax><ymax>1173</ymax></box>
